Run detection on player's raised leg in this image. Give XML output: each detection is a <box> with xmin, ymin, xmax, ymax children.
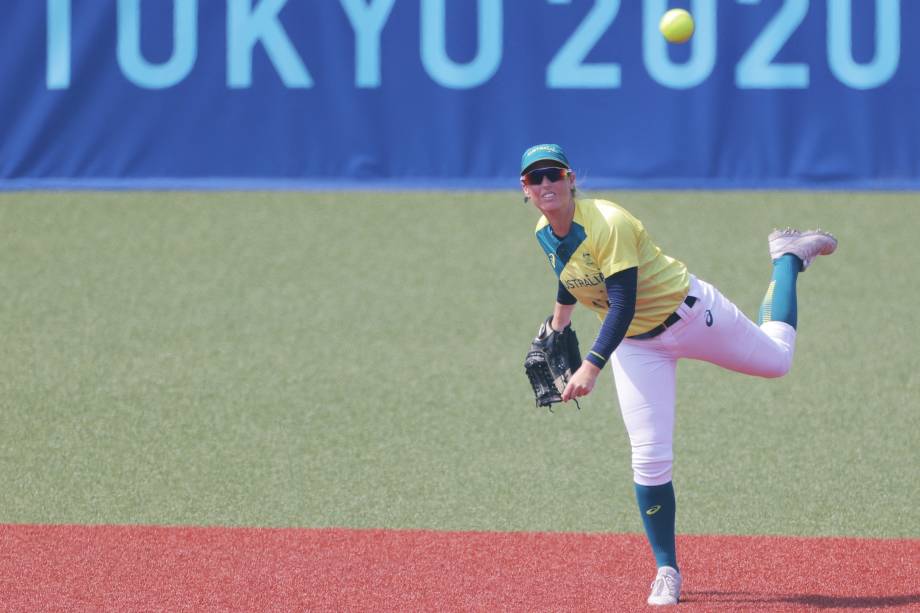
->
<box><xmin>675</xmin><ymin>229</ymin><xmax>836</xmax><ymax>376</ymax></box>
<box><xmin>676</xmin><ymin>276</ymin><xmax>796</xmax><ymax>377</ymax></box>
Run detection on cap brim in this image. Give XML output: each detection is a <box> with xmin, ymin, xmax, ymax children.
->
<box><xmin>521</xmin><ymin>158</ymin><xmax>570</xmax><ymax>176</ymax></box>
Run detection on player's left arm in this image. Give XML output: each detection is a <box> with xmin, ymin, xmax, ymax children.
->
<box><xmin>562</xmin><ymin>267</ymin><xmax>638</xmax><ymax>401</ymax></box>
<box><xmin>551</xmin><ymin>281</ymin><xmax>578</xmax><ymax>331</ymax></box>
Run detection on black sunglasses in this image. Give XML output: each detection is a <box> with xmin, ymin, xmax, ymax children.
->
<box><xmin>522</xmin><ymin>167</ymin><xmax>569</xmax><ymax>186</ymax></box>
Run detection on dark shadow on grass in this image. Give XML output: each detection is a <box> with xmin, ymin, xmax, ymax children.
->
<box><xmin>683</xmin><ymin>591</ymin><xmax>920</xmax><ymax>609</ymax></box>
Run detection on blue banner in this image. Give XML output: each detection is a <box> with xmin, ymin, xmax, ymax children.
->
<box><xmin>1</xmin><ymin>0</ymin><xmax>918</xmax><ymax>189</ymax></box>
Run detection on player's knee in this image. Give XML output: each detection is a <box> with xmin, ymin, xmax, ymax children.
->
<box><xmin>758</xmin><ymin>356</ymin><xmax>792</xmax><ymax>379</ymax></box>
<box><xmin>758</xmin><ymin>321</ymin><xmax>796</xmax><ymax>378</ymax></box>
<box><xmin>632</xmin><ymin>452</ymin><xmax>673</xmax><ymax>486</ymax></box>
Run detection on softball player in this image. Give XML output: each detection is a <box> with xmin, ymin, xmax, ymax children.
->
<box><xmin>519</xmin><ymin>144</ymin><xmax>837</xmax><ymax>606</ymax></box>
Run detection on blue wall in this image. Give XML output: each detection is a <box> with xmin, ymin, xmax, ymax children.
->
<box><xmin>2</xmin><ymin>0</ymin><xmax>918</xmax><ymax>189</ymax></box>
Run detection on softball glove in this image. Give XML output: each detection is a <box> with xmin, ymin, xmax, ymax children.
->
<box><xmin>524</xmin><ymin>316</ymin><xmax>582</xmax><ymax>409</ymax></box>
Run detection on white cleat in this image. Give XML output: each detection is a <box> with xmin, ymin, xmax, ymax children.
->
<box><xmin>647</xmin><ymin>565</ymin><xmax>682</xmax><ymax>606</ymax></box>
<box><xmin>768</xmin><ymin>227</ymin><xmax>838</xmax><ymax>270</ymax></box>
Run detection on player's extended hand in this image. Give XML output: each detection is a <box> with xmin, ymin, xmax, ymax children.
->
<box><xmin>562</xmin><ymin>361</ymin><xmax>602</xmax><ymax>402</ymax></box>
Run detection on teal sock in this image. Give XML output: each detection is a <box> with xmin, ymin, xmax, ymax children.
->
<box><xmin>635</xmin><ymin>482</ymin><xmax>678</xmax><ymax>570</ymax></box>
<box><xmin>758</xmin><ymin>254</ymin><xmax>801</xmax><ymax>328</ymax></box>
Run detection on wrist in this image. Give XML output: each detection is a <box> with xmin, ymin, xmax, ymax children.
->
<box><xmin>584</xmin><ymin>352</ymin><xmax>607</xmax><ymax>370</ymax></box>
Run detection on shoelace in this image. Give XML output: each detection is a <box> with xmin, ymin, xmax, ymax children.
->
<box><xmin>650</xmin><ymin>574</ymin><xmax>677</xmax><ymax>596</ymax></box>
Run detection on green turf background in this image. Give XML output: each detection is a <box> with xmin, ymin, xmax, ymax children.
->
<box><xmin>1</xmin><ymin>190</ymin><xmax>917</xmax><ymax>538</ymax></box>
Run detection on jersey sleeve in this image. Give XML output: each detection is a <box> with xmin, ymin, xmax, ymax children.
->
<box><xmin>584</xmin><ymin>267</ymin><xmax>637</xmax><ymax>369</ymax></box>
<box><xmin>592</xmin><ymin>210</ymin><xmax>640</xmax><ymax>278</ymax></box>
<box><xmin>556</xmin><ymin>281</ymin><xmax>577</xmax><ymax>305</ymax></box>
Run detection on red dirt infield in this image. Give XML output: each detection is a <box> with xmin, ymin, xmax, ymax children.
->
<box><xmin>1</xmin><ymin>524</ymin><xmax>917</xmax><ymax>611</ymax></box>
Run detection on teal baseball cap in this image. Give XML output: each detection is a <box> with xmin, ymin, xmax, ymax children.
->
<box><xmin>520</xmin><ymin>143</ymin><xmax>570</xmax><ymax>175</ymax></box>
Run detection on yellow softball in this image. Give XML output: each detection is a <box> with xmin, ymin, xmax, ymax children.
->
<box><xmin>659</xmin><ymin>8</ymin><xmax>694</xmax><ymax>44</ymax></box>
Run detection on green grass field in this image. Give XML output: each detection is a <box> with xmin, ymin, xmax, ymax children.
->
<box><xmin>1</xmin><ymin>190</ymin><xmax>917</xmax><ymax>538</ymax></box>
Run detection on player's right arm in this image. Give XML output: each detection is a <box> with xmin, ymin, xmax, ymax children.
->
<box><xmin>582</xmin><ymin>267</ymin><xmax>637</xmax><ymax>369</ymax></box>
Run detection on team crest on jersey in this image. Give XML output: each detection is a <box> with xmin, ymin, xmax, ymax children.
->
<box><xmin>582</xmin><ymin>252</ymin><xmax>597</xmax><ymax>268</ymax></box>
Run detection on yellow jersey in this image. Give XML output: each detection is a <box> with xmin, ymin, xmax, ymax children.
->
<box><xmin>535</xmin><ymin>198</ymin><xmax>690</xmax><ymax>336</ymax></box>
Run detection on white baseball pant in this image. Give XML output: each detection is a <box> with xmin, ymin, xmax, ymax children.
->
<box><xmin>611</xmin><ymin>275</ymin><xmax>797</xmax><ymax>486</ymax></box>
